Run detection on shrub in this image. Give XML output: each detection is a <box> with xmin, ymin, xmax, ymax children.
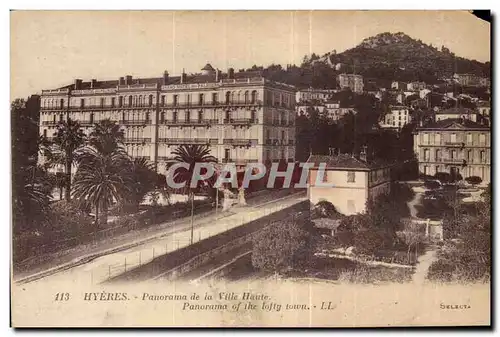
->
<box><xmin>465</xmin><ymin>176</ymin><xmax>482</xmax><ymax>186</ymax></box>
<box><xmin>313</xmin><ymin>200</ymin><xmax>341</xmax><ymax>219</ymax></box>
<box><xmin>252</xmin><ymin>219</ymin><xmax>314</xmax><ymax>273</ymax></box>
<box><xmin>427</xmin><ymin>259</ymin><xmax>455</xmax><ymax>282</ymax></box>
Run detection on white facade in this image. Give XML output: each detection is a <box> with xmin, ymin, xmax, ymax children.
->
<box><xmin>308</xmin><ymin>166</ymin><xmax>391</xmax><ymax>215</ymax></box>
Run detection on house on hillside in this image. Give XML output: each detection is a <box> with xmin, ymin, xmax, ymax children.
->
<box><xmin>435</xmin><ymin>107</ymin><xmax>480</xmax><ymax>123</ymax></box>
<box><xmin>306</xmin><ymin>151</ymin><xmax>394</xmax><ymax>215</ymax></box>
<box><xmin>379</xmin><ymin>105</ymin><xmax>411</xmax><ymax>130</ymax></box>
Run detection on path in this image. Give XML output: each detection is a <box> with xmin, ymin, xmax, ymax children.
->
<box><xmin>407</xmin><ymin>190</ymin><xmax>423</xmax><ymax>218</ymax></box>
<box><xmin>412</xmin><ymin>246</ymin><xmax>438</xmax><ymax>285</ymax></box>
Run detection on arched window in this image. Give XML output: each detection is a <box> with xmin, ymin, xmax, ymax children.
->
<box><xmin>60</xmin><ymin>99</ymin><xmax>64</xmax><ymax>109</ymax></box>
<box><xmin>435</xmin><ymin>149</ymin><xmax>441</xmax><ymax>162</ymax></box>
<box><xmin>122</xmin><ymin>112</ymin><xmax>126</xmax><ymax>122</ymax></box>
<box><xmin>149</xmin><ymin>94</ymin><xmax>153</xmax><ymax>107</ymax></box>
<box><xmin>244</xmin><ymin>91</ymin><xmax>249</xmax><ymax>104</ymax></box>
<box><xmin>145</xmin><ymin>112</ymin><xmax>150</xmax><ymax>122</ymax></box>
<box><xmin>225</xmin><ymin>110</ymin><xmax>230</xmax><ymax>121</ymax></box>
<box><xmin>128</xmin><ymin>96</ymin><xmax>133</xmax><ymax>107</ymax></box>
<box><xmin>480</xmin><ymin>150</ymin><xmax>486</xmax><ymax>163</ymax></box>
<box><xmin>467</xmin><ymin>150</ymin><xmax>473</xmax><ymax>162</ymax></box>
<box><xmin>43</xmin><ymin>129</ymin><xmax>47</xmax><ymax>138</ymax></box>
<box><xmin>198</xmin><ymin>110</ymin><xmax>203</xmax><ymax>122</ymax></box>
<box><xmin>231</xmin><ymin>92</ymin><xmax>235</xmax><ymax>104</ymax></box>
<box><xmin>225</xmin><ymin>92</ymin><xmax>230</xmax><ymax>104</ymax></box>
<box><xmin>53</xmin><ymin>114</ymin><xmax>56</xmax><ymax>123</ymax></box>
<box><xmin>251</xmin><ymin>90</ymin><xmax>257</xmax><ymax>104</ymax></box>
<box><xmin>119</xmin><ymin>96</ymin><xmax>123</xmax><ymax>107</ymax></box>
<box><xmin>90</xmin><ymin>113</ymin><xmax>94</xmax><ymax>124</ymax></box>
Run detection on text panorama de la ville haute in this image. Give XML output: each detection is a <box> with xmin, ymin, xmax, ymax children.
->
<box><xmin>81</xmin><ymin>291</ymin><xmax>337</xmax><ymax>312</ymax></box>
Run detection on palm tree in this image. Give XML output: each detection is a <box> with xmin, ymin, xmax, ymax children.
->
<box><xmin>72</xmin><ymin>147</ymin><xmax>133</xmax><ymax>227</ymax></box>
<box><xmin>12</xmin><ymin>165</ymin><xmax>53</xmax><ymax>234</ymax></box>
<box><xmin>88</xmin><ymin>119</ymin><xmax>125</xmax><ymax>155</ymax></box>
<box><xmin>171</xmin><ymin>145</ymin><xmax>216</xmax><ymax>244</ymax></box>
<box><xmin>50</xmin><ymin>119</ymin><xmax>86</xmax><ymax>201</ymax></box>
<box><xmin>129</xmin><ymin>157</ymin><xmax>157</xmax><ymax>209</ymax></box>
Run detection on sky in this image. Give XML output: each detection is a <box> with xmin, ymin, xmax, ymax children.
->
<box><xmin>10</xmin><ymin>10</ymin><xmax>490</xmax><ymax>100</ymax></box>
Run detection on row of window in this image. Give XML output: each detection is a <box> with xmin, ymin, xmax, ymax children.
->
<box><xmin>42</xmin><ymin>91</ymin><xmax>264</xmax><ymax>109</ymax></box>
<box><xmin>422</xmin><ymin>148</ymin><xmax>488</xmax><ymax>163</ymax></box>
<box><xmin>421</xmin><ymin>132</ymin><xmax>488</xmax><ymax>145</ymax></box>
<box><xmin>43</xmin><ymin>110</ymin><xmax>294</xmax><ymax>125</ymax></box>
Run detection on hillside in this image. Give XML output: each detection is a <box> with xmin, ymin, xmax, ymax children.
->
<box><xmin>256</xmin><ymin>32</ymin><xmax>490</xmax><ymax>89</ymax></box>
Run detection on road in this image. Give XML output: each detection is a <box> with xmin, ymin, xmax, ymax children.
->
<box><xmin>14</xmin><ymin>191</ymin><xmax>307</xmax><ymax>293</ymax></box>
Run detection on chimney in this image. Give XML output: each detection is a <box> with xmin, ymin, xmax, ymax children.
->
<box><xmin>163</xmin><ymin>71</ymin><xmax>169</xmax><ymax>85</ymax></box>
<box><xmin>215</xmin><ymin>69</ymin><xmax>221</xmax><ymax>82</ymax></box>
<box><xmin>74</xmin><ymin>79</ymin><xmax>82</xmax><ymax>90</ymax></box>
<box><xmin>125</xmin><ymin>75</ymin><xmax>133</xmax><ymax>85</ymax></box>
<box><xmin>181</xmin><ymin>69</ymin><xmax>187</xmax><ymax>84</ymax></box>
<box><xmin>359</xmin><ymin>145</ymin><xmax>368</xmax><ymax>162</ymax></box>
<box><xmin>119</xmin><ymin>77</ymin><xmax>125</xmax><ymax>85</ymax></box>
<box><xmin>90</xmin><ymin>79</ymin><xmax>97</xmax><ymax>89</ymax></box>
<box><xmin>228</xmin><ymin>68</ymin><xmax>235</xmax><ymax>79</ymax></box>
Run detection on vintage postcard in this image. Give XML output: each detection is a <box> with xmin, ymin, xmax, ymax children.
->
<box><xmin>10</xmin><ymin>10</ymin><xmax>491</xmax><ymax>327</ymax></box>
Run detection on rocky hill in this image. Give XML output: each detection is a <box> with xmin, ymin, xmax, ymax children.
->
<box><xmin>262</xmin><ymin>32</ymin><xmax>490</xmax><ymax>89</ymax></box>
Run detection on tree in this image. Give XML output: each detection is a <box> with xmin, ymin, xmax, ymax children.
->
<box><xmin>11</xmin><ymin>96</ymin><xmax>53</xmax><ymax>235</ymax></box>
<box><xmin>72</xmin><ymin>147</ymin><xmax>133</xmax><ymax>227</ymax></box>
<box><xmin>252</xmin><ymin>219</ymin><xmax>313</xmax><ymax>274</ymax></box>
<box><xmin>50</xmin><ymin>119</ymin><xmax>86</xmax><ymax>201</ymax></box>
<box><xmin>171</xmin><ymin>145</ymin><xmax>217</xmax><ymax>244</ymax></box>
<box><xmin>50</xmin><ymin>172</ymin><xmax>67</xmax><ymax>200</ymax></box>
<box><xmin>88</xmin><ymin>119</ymin><xmax>125</xmax><ymax>155</ymax></box>
<box><xmin>128</xmin><ymin>157</ymin><xmax>157</xmax><ymax>208</ymax></box>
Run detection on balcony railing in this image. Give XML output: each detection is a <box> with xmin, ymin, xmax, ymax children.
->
<box><xmin>223</xmin><ymin>118</ymin><xmax>258</xmax><ymax>125</ymax></box>
<box><xmin>221</xmin><ymin>158</ymin><xmax>259</xmax><ymax>164</ymax></box>
<box><xmin>120</xmin><ymin>120</ymin><xmax>152</xmax><ymax>125</ymax></box>
<box><xmin>444</xmin><ymin>141</ymin><xmax>465</xmax><ymax>147</ymax></box>
<box><xmin>162</xmin><ymin>100</ymin><xmax>263</xmax><ymax>109</ymax></box>
<box><xmin>442</xmin><ymin>158</ymin><xmax>467</xmax><ymax>164</ymax></box>
<box><xmin>41</xmin><ymin>121</ymin><xmax>60</xmax><ymax>126</ymax></box>
<box><xmin>161</xmin><ymin>119</ymin><xmax>219</xmax><ymax>126</ymax></box>
<box><xmin>158</xmin><ymin>138</ymin><xmax>218</xmax><ymax>145</ymax></box>
<box><xmin>222</xmin><ymin>139</ymin><xmax>257</xmax><ymax>147</ymax></box>
<box><xmin>124</xmin><ymin>138</ymin><xmax>151</xmax><ymax>143</ymax></box>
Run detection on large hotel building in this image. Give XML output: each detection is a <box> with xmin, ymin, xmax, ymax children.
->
<box><xmin>39</xmin><ymin>64</ymin><xmax>296</xmax><ymax>175</ymax></box>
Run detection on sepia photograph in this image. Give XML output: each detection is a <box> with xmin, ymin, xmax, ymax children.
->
<box><xmin>10</xmin><ymin>9</ymin><xmax>491</xmax><ymax>327</ymax></box>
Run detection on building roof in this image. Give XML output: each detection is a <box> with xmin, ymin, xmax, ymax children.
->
<box><xmin>201</xmin><ymin>63</ymin><xmax>215</xmax><ymax>71</ymax></box>
<box><xmin>306</xmin><ymin>154</ymin><xmax>393</xmax><ymax>171</ymax></box>
<box><xmin>56</xmin><ymin>69</ymin><xmax>271</xmax><ymax>91</ymax></box>
<box><xmin>416</xmin><ymin>118</ymin><xmax>490</xmax><ymax>131</ymax></box>
<box><xmin>435</xmin><ymin>107</ymin><xmax>475</xmax><ymax>115</ymax></box>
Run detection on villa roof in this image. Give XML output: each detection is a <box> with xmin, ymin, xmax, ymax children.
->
<box><xmin>306</xmin><ymin>154</ymin><xmax>393</xmax><ymax>171</ymax></box>
<box><xmin>416</xmin><ymin>118</ymin><xmax>490</xmax><ymax>131</ymax></box>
